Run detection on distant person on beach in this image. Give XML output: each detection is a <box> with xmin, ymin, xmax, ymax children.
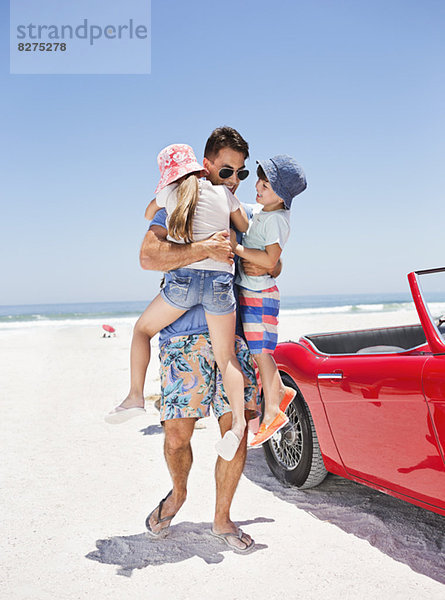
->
<box><xmin>232</xmin><ymin>155</ymin><xmax>307</xmax><ymax>447</ymax></box>
<box><xmin>137</xmin><ymin>127</ymin><xmax>281</xmax><ymax>553</ymax></box>
<box><xmin>105</xmin><ymin>142</ymin><xmax>250</xmax><ymax>461</ymax></box>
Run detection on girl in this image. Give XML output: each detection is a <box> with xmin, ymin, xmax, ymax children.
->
<box><xmin>105</xmin><ymin>144</ymin><xmax>249</xmax><ymax>462</ymax></box>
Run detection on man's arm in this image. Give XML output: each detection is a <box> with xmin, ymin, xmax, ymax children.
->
<box><xmin>140</xmin><ymin>225</ymin><xmax>234</xmax><ymax>271</ymax></box>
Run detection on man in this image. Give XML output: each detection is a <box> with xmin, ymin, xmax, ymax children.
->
<box><xmin>141</xmin><ymin>127</ymin><xmax>278</xmax><ymax>552</ymax></box>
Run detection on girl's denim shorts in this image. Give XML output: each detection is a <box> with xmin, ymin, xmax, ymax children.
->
<box><xmin>161</xmin><ymin>268</ymin><xmax>236</xmax><ymax>315</ymax></box>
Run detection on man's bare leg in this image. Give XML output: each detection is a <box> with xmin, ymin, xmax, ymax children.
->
<box><xmin>213</xmin><ymin>411</ymin><xmax>253</xmax><ymax>550</ymax></box>
<box><xmin>147</xmin><ymin>418</ymin><xmax>195</xmax><ymax>534</ymax></box>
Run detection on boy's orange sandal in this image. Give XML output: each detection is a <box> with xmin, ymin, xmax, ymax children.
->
<box><xmin>249</xmin><ymin>411</ymin><xmax>289</xmax><ymax>447</ymax></box>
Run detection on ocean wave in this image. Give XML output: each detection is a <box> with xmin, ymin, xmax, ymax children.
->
<box><xmin>0</xmin><ymin>316</ymin><xmax>138</xmax><ymax>331</ymax></box>
<box><xmin>1</xmin><ymin>297</ymin><xmax>444</xmax><ymax>329</ymax></box>
<box><xmin>0</xmin><ymin>310</ymin><xmax>142</xmax><ymax>324</ymax></box>
<box><xmin>280</xmin><ymin>302</ymin><xmax>419</xmax><ymax>317</ymax></box>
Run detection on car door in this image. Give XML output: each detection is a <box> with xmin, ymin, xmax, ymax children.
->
<box><xmin>317</xmin><ymin>353</ymin><xmax>445</xmax><ymax>504</ymax></box>
<box><xmin>422</xmin><ymin>355</ymin><xmax>445</xmax><ymax>466</ymax></box>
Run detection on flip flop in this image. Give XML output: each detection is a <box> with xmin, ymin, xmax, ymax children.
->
<box><xmin>210</xmin><ymin>528</ymin><xmax>255</xmax><ymax>554</ymax></box>
<box><xmin>145</xmin><ymin>490</ymin><xmax>176</xmax><ymax>538</ymax></box>
<box><xmin>104</xmin><ymin>406</ymin><xmax>146</xmax><ymax>424</ymax></box>
<box><xmin>215</xmin><ymin>430</ymin><xmax>241</xmax><ymax>462</ymax></box>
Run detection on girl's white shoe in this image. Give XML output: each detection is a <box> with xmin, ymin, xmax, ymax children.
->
<box><xmin>215</xmin><ymin>430</ymin><xmax>241</xmax><ymax>461</ymax></box>
<box><xmin>104</xmin><ymin>406</ymin><xmax>146</xmax><ymax>424</ymax></box>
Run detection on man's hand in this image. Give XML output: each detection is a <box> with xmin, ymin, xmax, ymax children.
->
<box><xmin>140</xmin><ymin>226</ymin><xmax>234</xmax><ymax>271</ymax></box>
<box><xmin>241</xmin><ymin>258</ymin><xmax>269</xmax><ymax>277</ymax></box>
<box><xmin>241</xmin><ymin>258</ymin><xmax>283</xmax><ymax>278</ymax></box>
<box><xmin>200</xmin><ymin>230</ymin><xmax>234</xmax><ymax>265</ymax></box>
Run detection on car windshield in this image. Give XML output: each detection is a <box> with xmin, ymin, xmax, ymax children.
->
<box><xmin>417</xmin><ymin>269</ymin><xmax>445</xmax><ymax>342</ymax></box>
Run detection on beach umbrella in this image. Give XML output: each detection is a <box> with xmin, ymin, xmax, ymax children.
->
<box><xmin>102</xmin><ymin>324</ymin><xmax>115</xmax><ymax>333</ymax></box>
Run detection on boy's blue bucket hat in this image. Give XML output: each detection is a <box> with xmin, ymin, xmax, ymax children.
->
<box><xmin>257</xmin><ymin>155</ymin><xmax>307</xmax><ymax>209</ymax></box>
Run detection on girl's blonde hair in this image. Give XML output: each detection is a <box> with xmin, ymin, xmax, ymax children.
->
<box><xmin>168</xmin><ymin>173</ymin><xmax>199</xmax><ymax>243</ymax></box>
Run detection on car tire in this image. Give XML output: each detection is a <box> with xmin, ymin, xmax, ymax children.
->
<box><xmin>263</xmin><ymin>373</ymin><xmax>328</xmax><ymax>489</ymax></box>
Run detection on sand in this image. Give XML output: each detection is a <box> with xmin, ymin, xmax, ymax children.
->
<box><xmin>1</xmin><ymin>308</ymin><xmax>445</xmax><ymax>599</ymax></box>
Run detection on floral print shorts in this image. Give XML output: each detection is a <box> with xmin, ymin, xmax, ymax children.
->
<box><xmin>159</xmin><ymin>333</ymin><xmax>260</xmax><ymax>422</ymax></box>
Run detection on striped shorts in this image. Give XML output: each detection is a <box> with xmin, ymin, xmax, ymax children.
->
<box><xmin>238</xmin><ymin>285</ymin><xmax>280</xmax><ymax>354</ymax></box>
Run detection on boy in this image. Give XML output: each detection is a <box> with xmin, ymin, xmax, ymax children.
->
<box><xmin>231</xmin><ymin>155</ymin><xmax>307</xmax><ymax>445</ymax></box>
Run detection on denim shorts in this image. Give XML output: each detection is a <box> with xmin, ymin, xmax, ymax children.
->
<box><xmin>161</xmin><ymin>268</ymin><xmax>236</xmax><ymax>315</ymax></box>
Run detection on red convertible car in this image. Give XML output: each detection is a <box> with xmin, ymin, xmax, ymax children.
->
<box><xmin>265</xmin><ymin>267</ymin><xmax>445</xmax><ymax>516</ymax></box>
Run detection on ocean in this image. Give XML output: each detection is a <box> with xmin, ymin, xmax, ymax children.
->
<box><xmin>1</xmin><ymin>292</ymin><xmax>445</xmax><ymax>330</ymax></box>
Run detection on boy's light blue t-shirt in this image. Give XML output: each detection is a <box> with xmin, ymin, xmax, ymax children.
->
<box><xmin>236</xmin><ymin>204</ymin><xmax>290</xmax><ymax>291</ymax></box>
<box><xmin>150</xmin><ymin>205</ymin><xmax>253</xmax><ymax>344</ymax></box>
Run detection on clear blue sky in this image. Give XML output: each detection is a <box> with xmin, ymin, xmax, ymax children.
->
<box><xmin>1</xmin><ymin>0</ymin><xmax>444</xmax><ymax>304</ymax></box>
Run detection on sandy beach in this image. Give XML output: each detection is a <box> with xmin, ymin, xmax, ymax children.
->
<box><xmin>2</xmin><ymin>308</ymin><xmax>445</xmax><ymax>599</ymax></box>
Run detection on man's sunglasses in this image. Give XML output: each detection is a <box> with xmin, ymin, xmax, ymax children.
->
<box><xmin>218</xmin><ymin>167</ymin><xmax>249</xmax><ymax>181</ymax></box>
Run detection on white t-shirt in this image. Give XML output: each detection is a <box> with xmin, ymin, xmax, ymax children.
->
<box><xmin>156</xmin><ymin>179</ymin><xmax>240</xmax><ymax>273</ymax></box>
<box><xmin>235</xmin><ymin>204</ymin><xmax>290</xmax><ymax>290</ymax></box>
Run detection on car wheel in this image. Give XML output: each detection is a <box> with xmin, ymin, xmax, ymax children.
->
<box><xmin>263</xmin><ymin>373</ymin><xmax>328</xmax><ymax>489</ymax></box>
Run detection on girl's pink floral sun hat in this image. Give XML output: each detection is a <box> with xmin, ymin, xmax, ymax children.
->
<box><xmin>155</xmin><ymin>143</ymin><xmax>207</xmax><ymax>194</ymax></box>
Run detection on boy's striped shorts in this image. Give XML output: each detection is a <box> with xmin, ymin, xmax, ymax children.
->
<box><xmin>238</xmin><ymin>285</ymin><xmax>280</xmax><ymax>354</ymax></box>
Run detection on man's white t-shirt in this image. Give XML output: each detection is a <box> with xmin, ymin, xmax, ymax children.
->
<box><xmin>156</xmin><ymin>179</ymin><xmax>240</xmax><ymax>273</ymax></box>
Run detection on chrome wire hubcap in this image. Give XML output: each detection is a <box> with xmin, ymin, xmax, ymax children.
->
<box><xmin>269</xmin><ymin>400</ymin><xmax>303</xmax><ymax>471</ymax></box>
